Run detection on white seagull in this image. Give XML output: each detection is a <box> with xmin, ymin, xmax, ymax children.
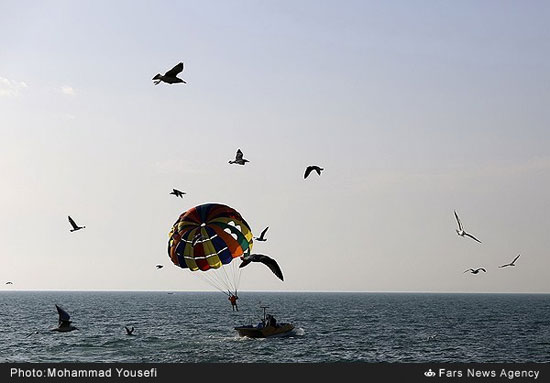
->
<box><xmin>454</xmin><ymin>210</ymin><xmax>481</xmax><ymax>243</ymax></box>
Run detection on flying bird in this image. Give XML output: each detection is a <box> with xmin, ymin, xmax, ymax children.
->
<box><xmin>304</xmin><ymin>165</ymin><xmax>324</xmax><ymax>179</ymax></box>
<box><xmin>454</xmin><ymin>210</ymin><xmax>481</xmax><ymax>243</ymax></box>
<box><xmin>156</xmin><ymin>264</ymin><xmax>164</xmax><ymax>269</ymax></box>
<box><xmin>153</xmin><ymin>62</ymin><xmax>186</xmax><ymax>85</ymax></box>
<box><xmin>228</xmin><ymin>149</ymin><xmax>249</xmax><ymax>165</ymax></box>
<box><xmin>254</xmin><ymin>227</ymin><xmax>269</xmax><ymax>242</ymax></box>
<box><xmin>5</xmin><ymin>281</ymin><xmax>13</xmax><ymax>285</ymax></box>
<box><xmin>125</xmin><ymin>326</ymin><xmax>135</xmax><ymax>335</ymax></box>
<box><xmin>239</xmin><ymin>253</ymin><xmax>284</xmax><ymax>281</ymax></box>
<box><xmin>170</xmin><ymin>189</ymin><xmax>186</xmax><ymax>198</ymax></box>
<box><xmin>52</xmin><ymin>305</ymin><xmax>78</xmax><ymax>332</ymax></box>
<box><xmin>68</xmin><ymin>216</ymin><xmax>85</xmax><ymax>232</ymax></box>
<box><xmin>463</xmin><ymin>268</ymin><xmax>487</xmax><ymax>274</ymax></box>
<box><xmin>499</xmin><ymin>254</ymin><xmax>521</xmax><ymax>268</ymax></box>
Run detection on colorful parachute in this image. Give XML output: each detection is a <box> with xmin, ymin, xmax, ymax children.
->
<box><xmin>168</xmin><ymin>203</ymin><xmax>254</xmax><ymax>294</ymax></box>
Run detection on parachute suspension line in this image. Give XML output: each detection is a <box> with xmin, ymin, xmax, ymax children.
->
<box><xmin>193</xmin><ymin>265</ymin><xmax>239</xmax><ymax>297</ymax></box>
<box><xmin>218</xmin><ymin>263</ymin><xmax>237</xmax><ymax>295</ymax></box>
<box><xmin>192</xmin><ymin>270</ymin><xmax>229</xmax><ymax>295</ymax></box>
<box><xmin>209</xmin><ymin>270</ymin><xmax>234</xmax><ymax>294</ymax></box>
<box><xmin>232</xmin><ymin>261</ymin><xmax>242</xmax><ymax>295</ymax></box>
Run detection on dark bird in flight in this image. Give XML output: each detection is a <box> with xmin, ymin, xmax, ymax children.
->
<box><xmin>228</xmin><ymin>149</ymin><xmax>249</xmax><ymax>165</ymax></box>
<box><xmin>52</xmin><ymin>305</ymin><xmax>78</xmax><ymax>332</ymax></box>
<box><xmin>68</xmin><ymin>216</ymin><xmax>85</xmax><ymax>232</ymax></box>
<box><xmin>304</xmin><ymin>165</ymin><xmax>324</xmax><ymax>179</ymax></box>
<box><xmin>5</xmin><ymin>281</ymin><xmax>13</xmax><ymax>285</ymax></box>
<box><xmin>464</xmin><ymin>268</ymin><xmax>487</xmax><ymax>274</ymax></box>
<box><xmin>499</xmin><ymin>254</ymin><xmax>521</xmax><ymax>268</ymax></box>
<box><xmin>156</xmin><ymin>264</ymin><xmax>163</xmax><ymax>269</ymax></box>
<box><xmin>125</xmin><ymin>326</ymin><xmax>135</xmax><ymax>335</ymax></box>
<box><xmin>254</xmin><ymin>227</ymin><xmax>269</xmax><ymax>242</ymax></box>
<box><xmin>170</xmin><ymin>189</ymin><xmax>186</xmax><ymax>198</ymax></box>
<box><xmin>239</xmin><ymin>253</ymin><xmax>284</xmax><ymax>281</ymax></box>
<box><xmin>153</xmin><ymin>62</ymin><xmax>186</xmax><ymax>85</ymax></box>
<box><xmin>454</xmin><ymin>210</ymin><xmax>481</xmax><ymax>243</ymax></box>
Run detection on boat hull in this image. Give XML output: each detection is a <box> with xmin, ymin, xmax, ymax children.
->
<box><xmin>235</xmin><ymin>323</ymin><xmax>295</xmax><ymax>338</ymax></box>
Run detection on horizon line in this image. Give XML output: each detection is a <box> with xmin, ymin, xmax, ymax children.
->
<box><xmin>1</xmin><ymin>289</ymin><xmax>549</xmax><ymax>295</ymax></box>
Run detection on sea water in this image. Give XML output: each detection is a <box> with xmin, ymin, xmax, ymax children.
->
<box><xmin>0</xmin><ymin>291</ymin><xmax>549</xmax><ymax>363</ymax></box>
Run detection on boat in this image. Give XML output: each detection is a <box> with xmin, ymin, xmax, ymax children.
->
<box><xmin>235</xmin><ymin>306</ymin><xmax>295</xmax><ymax>338</ymax></box>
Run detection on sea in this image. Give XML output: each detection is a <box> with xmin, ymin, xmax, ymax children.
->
<box><xmin>0</xmin><ymin>292</ymin><xmax>549</xmax><ymax>363</ymax></box>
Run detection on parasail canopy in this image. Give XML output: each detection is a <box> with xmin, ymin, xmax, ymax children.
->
<box><xmin>168</xmin><ymin>203</ymin><xmax>254</xmax><ymax>294</ymax></box>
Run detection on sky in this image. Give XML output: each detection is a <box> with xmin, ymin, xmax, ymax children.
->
<box><xmin>1</xmin><ymin>0</ymin><xmax>549</xmax><ymax>293</ymax></box>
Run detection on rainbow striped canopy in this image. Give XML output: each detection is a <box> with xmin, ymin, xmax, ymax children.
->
<box><xmin>168</xmin><ymin>203</ymin><xmax>254</xmax><ymax>272</ymax></box>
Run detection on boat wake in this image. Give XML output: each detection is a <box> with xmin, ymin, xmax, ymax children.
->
<box><xmin>290</xmin><ymin>327</ymin><xmax>305</xmax><ymax>337</ymax></box>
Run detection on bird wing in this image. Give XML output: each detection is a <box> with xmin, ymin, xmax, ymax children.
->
<box><xmin>463</xmin><ymin>269</ymin><xmax>473</xmax><ymax>273</ymax></box>
<box><xmin>498</xmin><ymin>264</ymin><xmax>509</xmax><ymax>268</ymax></box>
<box><xmin>259</xmin><ymin>227</ymin><xmax>269</xmax><ymax>239</ymax></box>
<box><xmin>68</xmin><ymin>216</ymin><xmax>78</xmax><ymax>229</ymax></box>
<box><xmin>479</xmin><ymin>268</ymin><xmax>487</xmax><ymax>272</ymax></box>
<box><xmin>512</xmin><ymin>254</ymin><xmax>520</xmax><ymax>264</ymax></box>
<box><xmin>239</xmin><ymin>258</ymin><xmax>252</xmax><ymax>268</ymax></box>
<box><xmin>235</xmin><ymin>149</ymin><xmax>244</xmax><ymax>161</ymax></box>
<box><xmin>165</xmin><ymin>62</ymin><xmax>184</xmax><ymax>77</ymax></box>
<box><xmin>56</xmin><ymin>305</ymin><xmax>71</xmax><ymax>322</ymax></box>
<box><xmin>464</xmin><ymin>232</ymin><xmax>482</xmax><ymax>243</ymax></box>
<box><xmin>304</xmin><ymin>166</ymin><xmax>313</xmax><ymax>179</ymax></box>
<box><xmin>454</xmin><ymin>211</ymin><xmax>463</xmax><ymax>230</ymax></box>
<box><xmin>248</xmin><ymin>254</ymin><xmax>284</xmax><ymax>281</ymax></box>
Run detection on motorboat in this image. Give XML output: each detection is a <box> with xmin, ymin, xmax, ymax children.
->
<box><xmin>235</xmin><ymin>306</ymin><xmax>294</xmax><ymax>338</ymax></box>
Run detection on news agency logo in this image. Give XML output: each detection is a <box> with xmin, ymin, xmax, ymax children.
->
<box><xmin>424</xmin><ymin>369</ymin><xmax>436</xmax><ymax>378</ymax></box>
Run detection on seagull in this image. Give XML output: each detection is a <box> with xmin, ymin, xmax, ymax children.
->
<box><xmin>499</xmin><ymin>254</ymin><xmax>520</xmax><ymax>268</ymax></box>
<box><xmin>254</xmin><ymin>227</ymin><xmax>269</xmax><ymax>242</ymax></box>
<box><xmin>304</xmin><ymin>165</ymin><xmax>324</xmax><ymax>179</ymax></box>
<box><xmin>170</xmin><ymin>189</ymin><xmax>186</xmax><ymax>198</ymax></box>
<box><xmin>453</xmin><ymin>210</ymin><xmax>481</xmax><ymax>243</ymax></box>
<box><xmin>125</xmin><ymin>326</ymin><xmax>135</xmax><ymax>335</ymax></box>
<box><xmin>427</xmin><ymin>334</ymin><xmax>438</xmax><ymax>341</ymax></box>
<box><xmin>463</xmin><ymin>268</ymin><xmax>487</xmax><ymax>274</ymax></box>
<box><xmin>68</xmin><ymin>216</ymin><xmax>85</xmax><ymax>232</ymax></box>
<box><xmin>228</xmin><ymin>149</ymin><xmax>249</xmax><ymax>165</ymax></box>
<box><xmin>156</xmin><ymin>264</ymin><xmax>164</xmax><ymax>269</ymax></box>
<box><xmin>5</xmin><ymin>281</ymin><xmax>13</xmax><ymax>285</ymax></box>
<box><xmin>239</xmin><ymin>253</ymin><xmax>284</xmax><ymax>281</ymax></box>
<box><xmin>152</xmin><ymin>62</ymin><xmax>186</xmax><ymax>85</ymax></box>
<box><xmin>52</xmin><ymin>305</ymin><xmax>78</xmax><ymax>332</ymax></box>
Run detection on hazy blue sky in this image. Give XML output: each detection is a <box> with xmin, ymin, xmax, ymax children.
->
<box><xmin>1</xmin><ymin>0</ymin><xmax>549</xmax><ymax>292</ymax></box>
